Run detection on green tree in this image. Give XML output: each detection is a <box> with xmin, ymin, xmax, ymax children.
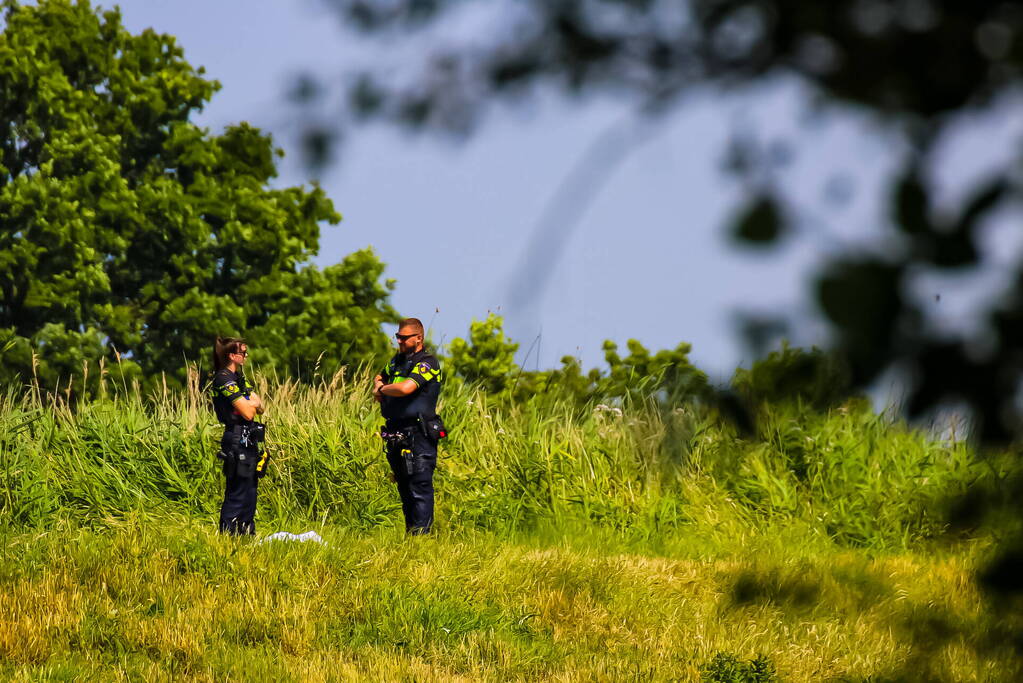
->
<box><xmin>449</xmin><ymin>314</ymin><xmax>707</xmax><ymax>407</ymax></box>
<box><xmin>0</xmin><ymin>0</ymin><xmax>396</xmax><ymax>393</ymax></box>
<box><xmin>448</xmin><ymin>313</ymin><xmax>521</xmax><ymax>394</ymax></box>
<box><xmin>599</xmin><ymin>338</ymin><xmax>709</xmax><ymax>406</ymax></box>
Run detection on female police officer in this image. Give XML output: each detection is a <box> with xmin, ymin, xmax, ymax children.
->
<box><xmin>211</xmin><ymin>337</ymin><xmax>266</xmax><ymax>535</ymax></box>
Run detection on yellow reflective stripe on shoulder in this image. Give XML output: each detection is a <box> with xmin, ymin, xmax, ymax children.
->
<box><xmin>410</xmin><ymin>361</ymin><xmax>440</xmax><ymax>383</ymax></box>
<box><xmin>415</xmin><ymin>367</ymin><xmax>440</xmax><ymax>382</ymax></box>
<box><xmin>218</xmin><ymin>383</ymin><xmax>242</xmax><ymax>399</ymax></box>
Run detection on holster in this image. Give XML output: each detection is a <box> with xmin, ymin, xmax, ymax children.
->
<box><xmin>219</xmin><ymin>423</ymin><xmax>264</xmax><ymax>480</ymax></box>
<box><xmin>381</xmin><ymin>425</ymin><xmax>416</xmax><ymax>476</ymax></box>
<box><xmin>217</xmin><ymin>448</ymin><xmax>254</xmax><ymax>479</ymax></box>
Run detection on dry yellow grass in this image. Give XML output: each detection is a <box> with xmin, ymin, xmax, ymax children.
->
<box><xmin>0</xmin><ymin>519</ymin><xmax>1016</xmax><ymax>682</ymax></box>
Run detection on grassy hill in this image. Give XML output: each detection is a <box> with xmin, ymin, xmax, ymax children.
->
<box><xmin>0</xmin><ymin>370</ymin><xmax>1018</xmax><ymax>680</ymax></box>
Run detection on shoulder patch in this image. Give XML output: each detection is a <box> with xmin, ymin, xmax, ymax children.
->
<box><xmin>411</xmin><ymin>360</ymin><xmax>441</xmax><ymax>383</ymax></box>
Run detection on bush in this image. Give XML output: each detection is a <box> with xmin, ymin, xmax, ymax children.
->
<box><xmin>701</xmin><ymin>652</ymin><xmax>779</xmax><ymax>683</ymax></box>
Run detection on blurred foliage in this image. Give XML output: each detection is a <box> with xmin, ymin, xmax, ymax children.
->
<box><xmin>732</xmin><ymin>342</ymin><xmax>851</xmax><ymax>413</ymax></box>
<box><xmin>731</xmin><ymin>195</ymin><xmax>785</xmax><ymax>246</ymax></box>
<box><xmin>304</xmin><ymin>2</ymin><xmax>1023</xmax><ymax>658</ymax></box>
<box><xmin>318</xmin><ymin>0</ymin><xmax>1021</xmax><ymax>126</ymax></box>
<box><xmin>0</xmin><ymin>0</ymin><xmax>397</xmax><ymax>396</ymax></box>
<box><xmin>306</xmin><ymin>0</ymin><xmax>1023</xmax><ymax>442</ymax></box>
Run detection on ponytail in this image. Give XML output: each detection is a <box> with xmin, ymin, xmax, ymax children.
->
<box><xmin>213</xmin><ymin>336</ymin><xmax>246</xmax><ymax>373</ymax></box>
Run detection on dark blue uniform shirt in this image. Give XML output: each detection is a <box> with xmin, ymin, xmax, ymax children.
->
<box><xmin>211</xmin><ymin>368</ymin><xmax>253</xmax><ymax>426</ymax></box>
<box><xmin>380</xmin><ymin>349</ymin><xmax>442</xmax><ymax>422</ymax></box>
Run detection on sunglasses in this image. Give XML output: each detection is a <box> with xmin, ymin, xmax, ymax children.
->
<box><xmin>395</xmin><ymin>333</ymin><xmax>419</xmax><ymax>341</ymax></box>
<box><xmin>231</xmin><ymin>349</ymin><xmax>249</xmax><ymax>357</ymax></box>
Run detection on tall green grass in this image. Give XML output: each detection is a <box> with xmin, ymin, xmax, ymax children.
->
<box><xmin>0</xmin><ymin>368</ymin><xmax>987</xmax><ymax>551</ymax></box>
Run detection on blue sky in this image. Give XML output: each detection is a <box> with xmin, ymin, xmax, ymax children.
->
<box><xmin>111</xmin><ymin>1</ymin><xmax>1022</xmax><ymax>382</ymax></box>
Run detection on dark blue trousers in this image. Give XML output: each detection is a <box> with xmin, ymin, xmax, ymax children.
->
<box><xmin>219</xmin><ymin>446</ymin><xmax>259</xmax><ymax>535</ymax></box>
<box><xmin>385</xmin><ymin>430</ymin><xmax>437</xmax><ymax>534</ymax></box>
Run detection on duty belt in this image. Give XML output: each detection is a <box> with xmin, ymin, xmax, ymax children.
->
<box><xmin>380</xmin><ymin>426</ymin><xmax>413</xmax><ymax>445</ymax></box>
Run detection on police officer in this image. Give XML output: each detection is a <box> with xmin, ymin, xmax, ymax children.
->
<box><xmin>211</xmin><ymin>337</ymin><xmax>267</xmax><ymax>535</ymax></box>
<box><xmin>374</xmin><ymin>318</ymin><xmax>444</xmax><ymax>534</ymax></box>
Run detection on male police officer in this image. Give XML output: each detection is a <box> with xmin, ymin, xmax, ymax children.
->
<box><xmin>374</xmin><ymin>318</ymin><xmax>444</xmax><ymax>534</ymax></box>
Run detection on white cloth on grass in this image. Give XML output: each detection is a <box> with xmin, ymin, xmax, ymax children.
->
<box><xmin>259</xmin><ymin>531</ymin><xmax>326</xmax><ymax>545</ymax></box>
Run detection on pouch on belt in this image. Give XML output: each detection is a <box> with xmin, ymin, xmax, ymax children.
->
<box><xmin>417</xmin><ymin>414</ymin><xmax>448</xmax><ymax>444</ymax></box>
